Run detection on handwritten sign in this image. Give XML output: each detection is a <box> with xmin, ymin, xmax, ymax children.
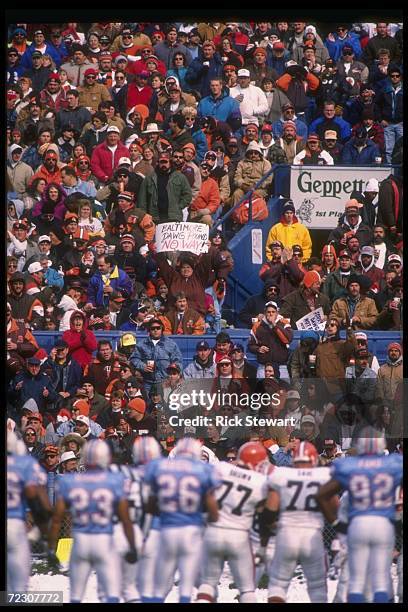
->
<box><xmin>156</xmin><ymin>222</ymin><xmax>209</xmax><ymax>255</ymax></box>
<box><xmin>296</xmin><ymin>307</ymin><xmax>326</xmax><ymax>331</ymax></box>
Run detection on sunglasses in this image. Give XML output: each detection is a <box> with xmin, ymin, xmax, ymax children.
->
<box><xmin>226</xmin><ymin>456</ymin><xmax>237</xmax><ymax>461</ymax></box>
<box><xmin>150</xmin><ymin>326</ymin><xmax>162</xmax><ymax>330</ymax></box>
<box><xmin>116</xmin><ymin>173</ymin><xmax>128</xmax><ymax>178</ymax></box>
<box><xmin>390</xmin><ymin>74</ymin><xmax>401</xmax><ymax>78</ymax></box>
<box><xmin>173</xmin><ymin>155</ymin><xmax>184</xmax><ymax>159</ymax></box>
<box><xmin>123</xmin><ymin>34</ymin><xmax>133</xmax><ymax>38</ymax></box>
<box><xmin>86</xmin><ymin>75</ymin><xmax>96</xmax><ymax>79</ymax></box>
<box><xmin>25</xmin><ymin>432</ymin><xmax>36</xmax><ymax>436</ymax></box>
<box><xmin>8</xmin><ymin>262</ymin><xmax>18</xmax><ymax>268</ymax></box>
<box><xmin>337</xmin><ymin>27</ymin><xmax>347</xmax><ymax>31</ymax></box>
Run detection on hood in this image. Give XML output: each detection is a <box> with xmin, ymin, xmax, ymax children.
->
<box><xmin>279</xmin><ymin>211</ymin><xmax>299</xmax><ymax>225</ymax></box>
<box><xmin>57</xmin><ymin>294</ymin><xmax>78</xmax><ymax>312</ymax></box>
<box><xmin>40</xmin><ymin>182</ymin><xmax>67</xmax><ymax>208</ymax></box>
<box><xmin>8</xmin><ymin>198</ymin><xmax>25</xmax><ymax>219</ymax></box>
<box><xmin>263</xmin><ymin>280</ymin><xmax>279</xmax><ymax>297</ymax></box>
<box><xmin>126</xmin><ymin>104</ymin><xmax>149</xmax><ymax>130</ymax></box>
<box><xmin>90</xmin><ymin>122</ymin><xmax>109</xmax><ymax>135</ymax></box>
<box><xmin>165</xmin><ymin>75</ymin><xmax>180</xmax><ymax>94</ymax></box>
<box><xmin>245</xmin><ymin>140</ymin><xmax>263</xmax><ymax>156</ymax></box>
<box><xmin>7</xmin><ymin>144</ymin><xmax>24</xmax><ymax>165</ymax></box>
<box><xmin>69</xmin><ymin>309</ymin><xmax>88</xmax><ymax>329</ymax></box>
<box><xmin>321</xmin><ymin>244</ymin><xmax>338</xmax><ymax>270</ymax></box>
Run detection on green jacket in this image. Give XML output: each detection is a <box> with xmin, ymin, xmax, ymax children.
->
<box><xmin>137</xmin><ymin>170</ymin><xmax>192</xmax><ymax>222</ymax></box>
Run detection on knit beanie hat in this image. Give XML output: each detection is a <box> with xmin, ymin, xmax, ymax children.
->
<box><xmin>303</xmin><ymin>270</ymin><xmax>321</xmax><ymax>288</ymax></box>
<box><xmin>388</xmin><ymin>342</ymin><xmax>402</xmax><ymax>354</ymax></box>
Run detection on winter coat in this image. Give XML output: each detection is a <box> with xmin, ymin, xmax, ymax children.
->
<box><xmin>265</xmin><ymin>88</ymin><xmax>293</xmax><ymax>124</ymax></box>
<box><xmin>190</xmin><ymin>177</ymin><xmax>220</xmax><ymax>213</ymax></box>
<box><xmin>265</xmin><ymin>216</ymin><xmax>312</xmax><ymax>262</ymax></box>
<box><xmin>46</xmin><ymin>356</ymin><xmax>83</xmax><ymax>397</ymax></box>
<box><xmin>351</xmin><ymin>121</ymin><xmax>384</xmax><ymax>153</ymax></box>
<box><xmin>87</xmin><ymin>265</ymin><xmax>133</xmax><ymax>308</ymax></box>
<box><xmin>341</xmin><ymin>138</ymin><xmax>381</xmax><ymax>165</ymax></box>
<box><xmin>247</xmin><ymin>316</ymin><xmax>293</xmax><ymax>366</ymax></box>
<box><xmin>233</xmin><ymin>157</ymin><xmax>272</xmax><ymax>192</ymax></box>
<box><xmin>80</xmin><ymin>123</ymin><xmax>108</xmax><ymax>157</ymax></box>
<box><xmin>280</xmin><ymin>289</ymin><xmax>331</xmax><ymax>329</ymax></box>
<box><xmin>325</xmin><ymin>32</ymin><xmax>362</xmax><ymax>62</ymax></box>
<box><xmin>362</xmin><ymin>34</ymin><xmax>401</xmax><ymax>66</ymax></box>
<box><xmin>321</xmin><ymin>270</ymin><xmax>352</xmax><ymax>303</ymax></box>
<box><xmin>315</xmin><ymin>334</ymin><xmax>357</xmax><ymax>388</ymax></box>
<box><xmin>377</xmin><ymin>80</ymin><xmax>403</xmax><ymax>123</ymax></box>
<box><xmin>308</xmin><ymin>115</ymin><xmax>352</xmax><ymax>142</ymax></box>
<box><xmin>197</xmin><ymin>87</ymin><xmax>242</xmax><ymax>133</ymax></box>
<box><xmin>229</xmin><ymin>83</ymin><xmax>269</xmax><ymax>126</ymax></box>
<box><xmin>272</xmin><ymin>116</ymin><xmax>308</xmax><ymax>140</ymax></box>
<box><xmin>330</xmin><ymin>295</ymin><xmax>379</xmax><ymax>329</ymax></box>
<box><xmin>62</xmin><ymin>311</ymin><xmax>98</xmax><ymax>369</ymax></box>
<box><xmin>9</xmin><ymin>369</ymin><xmax>58</xmax><ymax>415</ymax></box>
<box><xmin>376</xmin><ymin>359</ymin><xmax>403</xmax><ymax>405</ymax></box>
<box><xmin>154</xmin><ymin>41</ymin><xmax>193</xmax><ymax>70</ymax></box>
<box><xmin>377</xmin><ymin>174</ymin><xmax>403</xmax><ymax>235</ymax></box>
<box><xmin>7</xmin><ymin>159</ymin><xmax>33</xmax><ymax>198</ymax></box>
<box><xmin>90</xmin><ymin>140</ymin><xmax>130</xmax><ymax>183</ymax></box>
<box><xmin>259</xmin><ymin>259</ymin><xmax>304</xmax><ymax>300</ymax></box>
<box><xmin>137</xmin><ymin>170</ymin><xmax>192</xmax><ymax>223</ymax></box>
<box><xmin>55</xmin><ymin>106</ymin><xmax>92</xmax><ymax>134</ymax></box>
<box><xmin>78</xmin><ymin>82</ymin><xmax>111</xmax><ymax>113</ymax></box>
<box><xmin>327</xmin><ymin>216</ymin><xmax>373</xmax><ymax>249</ymax></box>
<box><xmin>184</xmin><ymin>356</ymin><xmax>217</xmax><ymax>379</ymax></box>
<box><xmin>238</xmin><ymin>281</ymin><xmax>283</xmax><ymax>328</ymax></box>
<box><xmin>130</xmin><ymin>335</ymin><xmax>183</xmax><ymax>384</ymax></box>
<box><xmin>163</xmin><ymin>307</ymin><xmax>205</xmax><ymax>335</ymax></box>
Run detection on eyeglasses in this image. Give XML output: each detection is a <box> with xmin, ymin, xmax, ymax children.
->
<box><xmin>226</xmin><ymin>455</ymin><xmax>237</xmax><ymax>461</ymax></box>
<box><xmin>123</xmin><ymin>34</ymin><xmax>133</xmax><ymax>39</ymax></box>
<box><xmin>174</xmin><ymin>57</ymin><xmax>184</xmax><ymax>61</ymax></box>
<box><xmin>173</xmin><ymin>155</ymin><xmax>184</xmax><ymax>159</ymax></box>
<box><xmin>219</xmin><ymin>363</ymin><xmax>231</xmax><ymax>367</ymax></box>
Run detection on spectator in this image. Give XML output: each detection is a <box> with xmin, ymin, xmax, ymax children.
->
<box><xmin>238</xmin><ymin>281</ymin><xmax>281</xmax><ymax>328</ymax></box>
<box><xmin>330</xmin><ymin>274</ymin><xmax>379</xmax><ymax>329</ymax></box>
<box><xmin>46</xmin><ymin>339</ymin><xmax>82</xmax><ymax>402</ymax></box>
<box><xmin>7</xmin><ymin>144</ymin><xmax>34</xmax><ymax>198</ymax></box>
<box><xmin>129</xmin><ymin>317</ymin><xmax>183</xmax><ymax>393</ymax></box>
<box><xmin>62</xmin><ymin>310</ymin><xmax>98</xmax><ymax>370</ymax></box>
<box><xmin>184</xmin><ymin>340</ymin><xmax>216</xmax><ymax>379</ymax></box>
<box><xmin>275</xmin><ymin>61</ymin><xmax>320</xmax><ymax>121</ymax></box>
<box><xmin>372</xmin><ymin>223</ymin><xmax>396</xmax><ymax>270</ymax></box>
<box><xmin>90</xmin><ymin>125</ymin><xmax>130</xmax><ymax>184</ymax></box>
<box><xmin>60</xmin><ymin>44</ymin><xmax>94</xmax><ymax>88</ymax></box>
<box><xmin>376</xmin><ymin>173</ymin><xmax>403</xmax><ymax>246</ymax></box>
<box><xmin>9</xmin><ymin>356</ymin><xmax>58</xmax><ymax>418</ymax></box>
<box><xmin>356</xmin><ymin>245</ymin><xmax>384</xmax><ymax>287</ymax></box>
<box><xmin>322</xmin><ymin>249</ymin><xmax>354</xmax><ymax>303</ymax></box>
<box><xmin>7</xmin><ymin>219</ymin><xmax>40</xmax><ymax>273</ymax></box>
<box><xmin>87</xmin><ymin>254</ymin><xmax>133</xmax><ymax>308</ymax></box>
<box><xmin>362</xmin><ymin>22</ymin><xmax>401</xmax><ymax>66</ymax></box>
<box><xmin>280</xmin><ymin>270</ymin><xmax>331</xmax><ymax>329</ymax></box>
<box><xmin>138</xmin><ymin>150</ymin><xmax>192</xmax><ymax>223</ymax></box>
<box><xmin>197</xmin><ymin>78</ymin><xmax>242</xmax><ymax>133</ymax></box>
<box><xmin>6</xmin><ymin>302</ymin><xmax>39</xmax><ymax>376</ymax></box>
<box><xmin>341</xmin><ymin>127</ymin><xmax>382</xmax><ymax>164</ymax></box>
<box><xmin>325</xmin><ymin>24</ymin><xmax>362</xmax><ymax>62</ymax></box>
<box><xmin>55</xmin><ymin>89</ymin><xmax>92</xmax><ymax>135</ymax></box>
<box><xmin>376</xmin><ymin>342</ymin><xmax>403</xmax><ymax>408</ymax></box>
<box><xmin>247</xmin><ymin>301</ymin><xmax>293</xmax><ymax>378</ymax></box>
<box><xmin>293</xmin><ymin>133</ymin><xmax>334</xmax><ymax>165</ymax></box>
<box><xmin>185</xmin><ymin>40</ymin><xmax>223</xmax><ymax>98</ymax></box>
<box><xmin>345</xmin><ymin>347</ymin><xmax>377</xmax><ymax>404</ymax></box>
<box><xmin>308</xmin><ymin>100</ymin><xmax>352</xmax><ymax>143</ymax></box>
<box><xmin>22</xmin><ymin>425</ymin><xmax>44</xmax><ymax>459</ymax></box>
<box><xmin>188</xmin><ymin>161</ymin><xmax>220</xmax><ymax>226</ymax></box>
<box><xmin>265</xmin><ymin>199</ymin><xmax>312</xmax><ymax>262</ymax></box>
<box><xmin>231</xmin><ymin>141</ymin><xmax>272</xmax><ymax>206</ymax></box>
<box><xmin>271</xmin><ymin>101</ymin><xmax>308</xmax><ymax>140</ymax></box>
<box><xmin>163</xmin><ymin>291</ymin><xmax>205</xmax><ymax>335</ymax></box>
<box><xmin>229</xmin><ymin>68</ymin><xmax>269</xmax><ymax>127</ymax></box>
<box><xmin>321</xmin><ymin>130</ymin><xmax>343</xmax><ymax>164</ymax></box>
<box><xmin>288</xmin><ymin>330</ymin><xmax>320</xmax><ymax>391</ymax></box>
<box><xmin>260</xmin><ymin>242</ymin><xmax>304</xmax><ymax>299</ymax></box>
<box><xmin>377</xmin><ymin>65</ymin><xmax>403</xmax><ymax>163</ymax></box>
<box><xmin>154</xmin><ymin>24</ymin><xmax>193</xmax><ymax>70</ymax></box>
<box><xmin>328</xmin><ymin>199</ymin><xmax>373</xmax><ymax>250</ymax></box>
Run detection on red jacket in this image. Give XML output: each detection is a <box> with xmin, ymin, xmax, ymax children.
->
<box><xmin>62</xmin><ymin>311</ymin><xmax>98</xmax><ymax>370</ymax></box>
<box><xmin>126</xmin><ymin>83</ymin><xmax>153</xmax><ymax>111</ymax></box>
<box><xmin>128</xmin><ymin>58</ymin><xmax>167</xmax><ymax>77</ymax></box>
<box><xmin>190</xmin><ymin>177</ymin><xmax>220</xmax><ymax>213</ymax></box>
<box><xmin>90</xmin><ymin>141</ymin><xmax>130</xmax><ymax>183</ymax></box>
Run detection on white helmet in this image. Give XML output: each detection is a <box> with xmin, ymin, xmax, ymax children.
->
<box><xmin>355</xmin><ymin>427</ymin><xmax>386</xmax><ymax>455</ymax></box>
<box><xmin>173</xmin><ymin>437</ymin><xmax>202</xmax><ymax>460</ymax></box>
<box><xmin>132</xmin><ymin>436</ymin><xmax>162</xmax><ymax>465</ymax></box>
<box><xmin>7</xmin><ymin>430</ymin><xmax>19</xmax><ymax>454</ymax></box>
<box><xmin>83</xmin><ymin>439</ymin><xmax>111</xmax><ymax>468</ymax></box>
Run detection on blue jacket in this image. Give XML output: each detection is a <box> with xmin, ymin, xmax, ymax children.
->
<box><xmin>341</xmin><ymin>137</ymin><xmax>381</xmax><ymax>165</ymax></box>
<box><xmin>20</xmin><ymin>43</ymin><xmax>63</xmax><ymax>71</ymax></box>
<box><xmin>87</xmin><ymin>265</ymin><xmax>133</xmax><ymax>308</ymax></box>
<box><xmin>9</xmin><ymin>370</ymin><xmax>59</xmax><ymax>414</ymax></box>
<box><xmin>21</xmin><ymin>145</ymin><xmax>43</xmax><ymax>171</ymax></box>
<box><xmin>130</xmin><ymin>336</ymin><xmax>183</xmax><ymax>383</ymax></box>
<box><xmin>63</xmin><ymin>178</ymin><xmax>97</xmax><ymax>199</ymax></box>
<box><xmin>46</xmin><ymin>357</ymin><xmax>83</xmax><ymax>397</ymax></box>
<box><xmin>325</xmin><ymin>33</ymin><xmax>362</xmax><ymax>62</ymax></box>
<box><xmin>197</xmin><ymin>87</ymin><xmax>242</xmax><ymax>133</ymax></box>
<box><xmin>271</xmin><ymin>447</ymin><xmax>293</xmax><ymax>466</ymax></box>
<box><xmin>378</xmin><ymin>81</ymin><xmax>403</xmax><ymax>123</ymax></box>
<box><xmin>308</xmin><ymin>116</ymin><xmax>351</xmax><ymax>142</ymax></box>
<box><xmin>190</xmin><ymin>125</ymin><xmax>208</xmax><ymax>163</ymax></box>
<box><xmin>56</xmin><ymin>419</ymin><xmax>104</xmax><ymax>438</ymax></box>
<box><xmin>266</xmin><ymin>49</ymin><xmax>290</xmax><ymax>76</ymax></box>
<box><xmin>185</xmin><ymin>54</ymin><xmax>224</xmax><ymax>98</ymax></box>
<box><xmin>44</xmin><ymin>267</ymin><xmax>64</xmax><ymax>290</ymax></box>
<box><xmin>272</xmin><ymin>117</ymin><xmax>308</xmax><ymax>140</ymax></box>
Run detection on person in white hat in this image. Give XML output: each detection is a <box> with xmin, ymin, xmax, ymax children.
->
<box><xmin>90</xmin><ymin>124</ymin><xmax>131</xmax><ymax>184</ymax></box>
<box><xmin>58</xmin><ymin>450</ymin><xmax>79</xmax><ymax>473</ymax></box>
<box><xmin>7</xmin><ymin>143</ymin><xmax>33</xmax><ymax>198</ymax></box>
<box><xmin>229</xmin><ymin>68</ymin><xmax>269</xmax><ymax>126</ymax></box>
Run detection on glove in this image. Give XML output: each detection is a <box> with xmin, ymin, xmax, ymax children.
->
<box><xmin>124</xmin><ymin>548</ymin><xmax>138</xmax><ymax>564</ymax></box>
<box><xmin>47</xmin><ymin>550</ymin><xmax>60</xmax><ymax>571</ymax></box>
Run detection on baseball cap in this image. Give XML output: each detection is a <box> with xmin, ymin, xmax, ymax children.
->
<box><xmin>270</xmin><ymin>240</ymin><xmax>284</xmax><ymax>248</ymax></box>
<box><xmin>218</xmin><ymin>356</ymin><xmax>233</xmax><ymax>365</ymax></box>
<box><xmin>27</xmin><ymin>357</ymin><xmax>41</xmax><ymax>365</ymax></box>
<box><xmin>307</xmin><ymin>133</ymin><xmax>320</xmax><ymax>142</ymax></box>
<box><xmin>59</xmin><ymin>451</ymin><xmax>77</xmax><ymax>464</ymax></box>
<box><xmin>231</xmin><ymin>343</ymin><xmax>244</xmax><ymax>352</ymax></box>
<box><xmin>196</xmin><ymin>340</ymin><xmax>210</xmax><ymax>351</ymax></box>
<box><xmin>118</xmin><ymin>157</ymin><xmax>131</xmax><ymax>166</ymax></box>
<box><xmin>301</xmin><ymin>414</ymin><xmax>316</xmax><ymax>425</ymax></box>
<box><xmin>338</xmin><ymin>249</ymin><xmax>352</xmax><ymax>259</ymax></box>
<box><xmin>84</xmin><ymin>68</ymin><xmax>98</xmax><ymax>77</ymax></box>
<box><xmin>54</xmin><ymin>339</ymin><xmax>69</xmax><ymax>349</ymax></box>
<box><xmin>345</xmin><ymin>199</ymin><xmax>360</xmax><ymax>211</ymax></box>
<box><xmin>360</xmin><ymin>246</ymin><xmax>375</xmax><ymax>257</ymax></box>
<box><xmin>28</xmin><ymin>262</ymin><xmax>43</xmax><ymax>274</ymax></box>
<box><xmin>324</xmin><ymin>439</ymin><xmax>336</xmax><ymax>447</ymax></box>
<box><xmin>75</xmin><ymin>415</ymin><xmax>90</xmax><ymax>426</ymax></box>
<box><xmin>120</xmin><ymin>333</ymin><xmax>137</xmax><ymax>347</ymax></box>
<box><xmin>324</xmin><ymin>130</ymin><xmax>337</xmax><ymax>140</ymax></box>
<box><xmin>117</xmin><ymin>191</ymin><xmax>133</xmax><ymax>202</ymax></box>
<box><xmin>38</xmin><ymin>235</ymin><xmax>51</xmax><ymax>243</ymax></box>
<box><xmin>110</xmin><ymin>291</ymin><xmax>126</xmax><ymax>302</ymax></box>
<box><xmin>292</xmin><ymin>244</ymin><xmax>303</xmax><ymax>255</ymax></box>
<box><xmin>388</xmin><ymin>254</ymin><xmax>402</xmax><ymax>264</ymax></box>
<box><xmin>282</xmin><ymin>102</ymin><xmax>294</xmax><ymax>111</ymax></box>
<box><xmin>273</xmin><ymin>41</ymin><xmax>285</xmax><ymax>50</ymax></box>
<box><xmin>237</xmin><ymin>68</ymin><xmax>250</xmax><ymax>77</ymax></box>
<box><xmin>342</xmin><ymin>44</ymin><xmax>354</xmax><ymax>55</ymax></box>
<box><xmin>106</xmin><ymin>125</ymin><xmax>120</xmax><ymax>134</ymax></box>
<box><xmin>32</xmin><ymin>50</ymin><xmax>43</xmax><ymax>58</ymax></box>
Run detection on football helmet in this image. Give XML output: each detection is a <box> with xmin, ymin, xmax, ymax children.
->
<box><xmin>173</xmin><ymin>437</ymin><xmax>202</xmax><ymax>460</ymax></box>
<box><xmin>132</xmin><ymin>435</ymin><xmax>162</xmax><ymax>465</ymax></box>
<box><xmin>83</xmin><ymin>439</ymin><xmax>111</xmax><ymax>468</ymax></box>
<box><xmin>237</xmin><ymin>441</ymin><xmax>269</xmax><ymax>471</ymax></box>
<box><xmin>293</xmin><ymin>441</ymin><xmax>318</xmax><ymax>466</ymax></box>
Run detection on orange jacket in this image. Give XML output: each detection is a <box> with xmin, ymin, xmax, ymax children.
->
<box><xmin>190</xmin><ymin>177</ymin><xmax>220</xmax><ymax>213</ymax></box>
<box><xmin>276</xmin><ymin>71</ymin><xmax>320</xmax><ymax>93</ymax></box>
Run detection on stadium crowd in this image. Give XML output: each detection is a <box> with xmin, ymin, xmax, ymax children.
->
<box><xmin>6</xmin><ymin>19</ymin><xmax>403</xmax><ymax>477</ymax></box>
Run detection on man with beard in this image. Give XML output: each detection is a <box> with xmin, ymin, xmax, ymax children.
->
<box><xmin>103</xmin><ymin>191</ymin><xmax>155</xmax><ymax>248</ymax></box>
<box><xmin>271</xmin><ymin>121</ymin><xmax>305</xmax><ymax>164</ymax></box>
<box><xmin>330</xmin><ymin>274</ymin><xmax>378</xmax><ymax>330</ymax></box>
<box><xmin>356</xmin><ymin>245</ymin><xmax>384</xmax><ymax>288</ymax></box>
<box><xmin>280</xmin><ymin>270</ymin><xmax>331</xmax><ymax>329</ymax></box>
<box><xmin>321</xmin><ymin>130</ymin><xmax>343</xmax><ymax>164</ymax></box>
<box><xmin>328</xmin><ymin>200</ymin><xmax>373</xmax><ymax>250</ymax></box>
<box><xmin>8</xmin><ymin>271</ymin><xmax>44</xmax><ymax>326</ymax></box>
<box><xmin>376</xmin><ymin>342</ymin><xmax>403</xmax><ymax>409</ymax></box>
<box><xmin>372</xmin><ymin>224</ymin><xmax>396</xmax><ymax>271</ymax></box>
<box><xmin>238</xmin><ymin>281</ymin><xmax>281</xmax><ymax>328</ymax></box>
<box><xmin>31</xmin><ymin>149</ymin><xmax>62</xmax><ymax>185</ymax></box>
<box><xmin>322</xmin><ymin>249</ymin><xmax>354</xmax><ymax>303</ymax></box>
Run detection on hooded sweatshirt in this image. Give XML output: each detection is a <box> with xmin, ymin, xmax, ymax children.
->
<box><xmin>57</xmin><ymin>294</ymin><xmax>80</xmax><ymax>332</ymax></box>
<box><xmin>62</xmin><ymin>310</ymin><xmax>98</xmax><ymax>369</ymax></box>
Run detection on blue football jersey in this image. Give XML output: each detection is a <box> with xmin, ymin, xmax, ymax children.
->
<box><xmin>7</xmin><ymin>455</ymin><xmax>46</xmax><ymax>520</ymax></box>
<box><xmin>56</xmin><ymin>470</ymin><xmax>128</xmax><ymax>534</ymax></box>
<box><xmin>144</xmin><ymin>457</ymin><xmax>219</xmax><ymax>528</ymax></box>
<box><xmin>331</xmin><ymin>454</ymin><xmax>403</xmax><ymax>521</ymax></box>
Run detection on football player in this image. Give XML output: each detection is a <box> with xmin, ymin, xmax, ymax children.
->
<box><xmin>48</xmin><ymin>439</ymin><xmax>137</xmax><ymax>603</ymax></box>
<box><xmin>316</xmin><ymin>428</ymin><xmax>403</xmax><ymax>603</ymax></box>
<box><xmin>144</xmin><ymin>437</ymin><xmax>219</xmax><ymax>603</ymax></box>
<box><xmin>7</xmin><ymin>431</ymin><xmax>51</xmax><ymax>592</ymax></box>
<box><xmin>265</xmin><ymin>441</ymin><xmax>332</xmax><ymax>603</ymax></box>
<box><xmin>197</xmin><ymin>441</ymin><xmax>272</xmax><ymax>603</ymax></box>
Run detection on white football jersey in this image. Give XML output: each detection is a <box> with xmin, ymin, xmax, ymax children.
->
<box><xmin>213</xmin><ymin>461</ymin><xmax>269</xmax><ymax>530</ymax></box>
<box><xmin>268</xmin><ymin>466</ymin><xmax>331</xmax><ymax>529</ymax></box>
